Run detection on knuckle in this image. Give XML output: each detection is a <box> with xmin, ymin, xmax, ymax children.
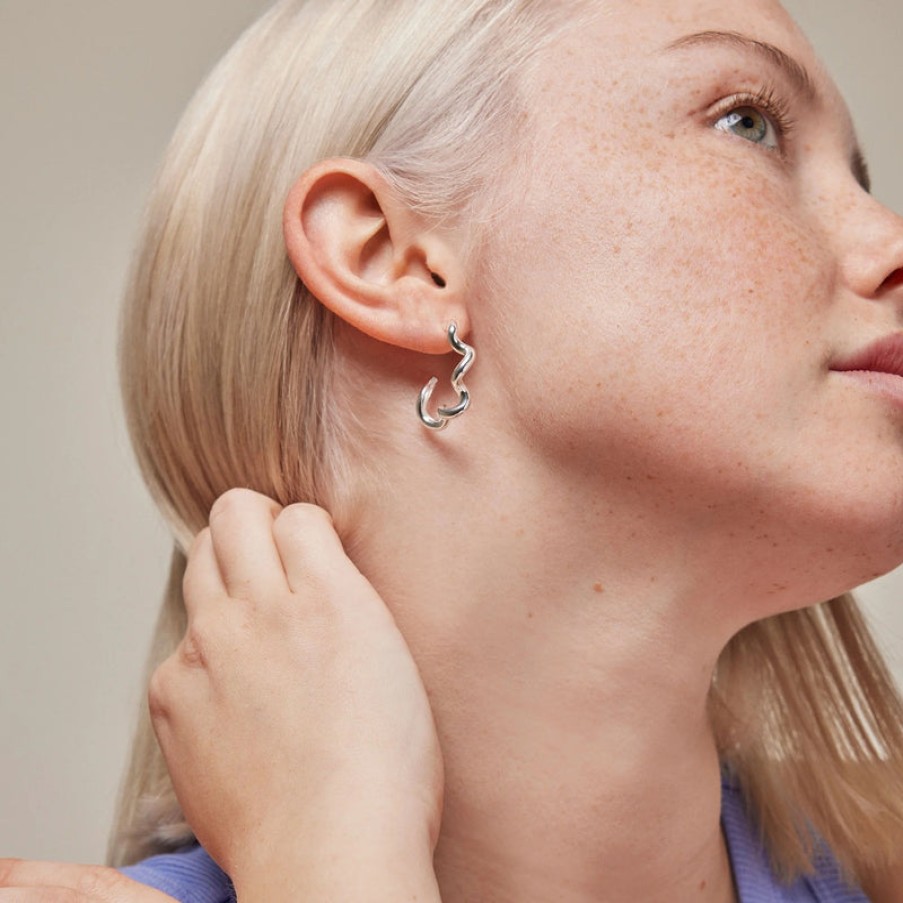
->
<box><xmin>209</xmin><ymin>487</ymin><xmax>255</xmax><ymax>523</ymax></box>
<box><xmin>147</xmin><ymin>662</ymin><xmax>172</xmax><ymax>720</ymax></box>
<box><xmin>209</xmin><ymin>487</ymin><xmax>282</xmax><ymax>525</ymax></box>
<box><xmin>179</xmin><ymin>625</ymin><xmax>208</xmax><ymax>669</ymax></box>
<box><xmin>277</xmin><ymin>502</ymin><xmax>334</xmax><ymax>530</ymax></box>
<box><xmin>274</xmin><ymin>505</ymin><xmax>336</xmax><ymax>556</ymax></box>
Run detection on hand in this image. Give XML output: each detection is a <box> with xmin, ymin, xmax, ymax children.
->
<box><xmin>148</xmin><ymin>489</ymin><xmax>445</xmax><ymax>900</ymax></box>
<box><xmin>0</xmin><ymin>859</ymin><xmax>178</xmax><ymax>902</ymax></box>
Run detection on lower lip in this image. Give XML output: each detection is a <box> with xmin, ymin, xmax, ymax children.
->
<box><xmin>832</xmin><ymin>369</ymin><xmax>903</xmax><ymax>411</ymax></box>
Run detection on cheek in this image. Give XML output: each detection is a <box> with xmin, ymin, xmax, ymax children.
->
<box><xmin>484</xmin><ymin>134</ymin><xmax>830</xmax><ymax>472</ymax></box>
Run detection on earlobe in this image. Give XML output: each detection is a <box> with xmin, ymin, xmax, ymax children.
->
<box><xmin>282</xmin><ymin>159</ymin><xmax>468</xmax><ymax>354</ymax></box>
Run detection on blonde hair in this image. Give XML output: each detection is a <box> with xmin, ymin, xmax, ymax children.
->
<box><xmin>109</xmin><ymin>0</ymin><xmax>903</xmax><ymax>891</ymax></box>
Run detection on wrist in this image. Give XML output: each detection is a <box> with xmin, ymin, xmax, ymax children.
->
<box><xmin>233</xmin><ymin>822</ymin><xmax>441</xmax><ymax>903</ymax></box>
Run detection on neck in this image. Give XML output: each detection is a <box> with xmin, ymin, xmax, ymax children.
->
<box><xmin>343</xmin><ymin>435</ymin><xmax>744</xmax><ymax>902</ymax></box>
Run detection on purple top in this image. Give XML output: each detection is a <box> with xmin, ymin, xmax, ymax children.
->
<box><xmin>119</xmin><ymin>777</ymin><xmax>870</xmax><ymax>902</ymax></box>
<box><xmin>719</xmin><ymin>778</ymin><xmax>869</xmax><ymax>902</ymax></box>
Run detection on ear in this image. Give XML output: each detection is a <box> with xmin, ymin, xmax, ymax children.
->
<box><xmin>282</xmin><ymin>158</ymin><xmax>469</xmax><ymax>354</ymax></box>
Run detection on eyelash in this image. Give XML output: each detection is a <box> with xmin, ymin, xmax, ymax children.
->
<box><xmin>711</xmin><ymin>84</ymin><xmax>797</xmax><ymax>154</ymax></box>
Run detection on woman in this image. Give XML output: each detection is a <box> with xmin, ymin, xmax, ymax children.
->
<box><xmin>2</xmin><ymin>0</ymin><xmax>902</xmax><ymax>899</ymax></box>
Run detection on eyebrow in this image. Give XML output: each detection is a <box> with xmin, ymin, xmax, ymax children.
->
<box><xmin>665</xmin><ymin>30</ymin><xmax>819</xmax><ymax>104</ymax></box>
<box><xmin>664</xmin><ymin>30</ymin><xmax>872</xmax><ymax>193</ymax></box>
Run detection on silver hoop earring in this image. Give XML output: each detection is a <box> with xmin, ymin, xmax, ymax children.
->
<box><xmin>418</xmin><ymin>322</ymin><xmax>475</xmax><ymax>431</ymax></box>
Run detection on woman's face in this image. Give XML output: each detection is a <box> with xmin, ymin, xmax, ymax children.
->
<box><xmin>477</xmin><ymin>0</ymin><xmax>903</xmax><ymax>605</ymax></box>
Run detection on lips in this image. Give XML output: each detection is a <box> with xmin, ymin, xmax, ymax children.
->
<box><xmin>831</xmin><ymin>333</ymin><xmax>903</xmax><ymax>378</ymax></box>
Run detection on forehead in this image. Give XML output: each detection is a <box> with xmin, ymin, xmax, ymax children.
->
<box><xmin>583</xmin><ymin>0</ymin><xmax>807</xmax><ymax>55</ymax></box>
<box><xmin>534</xmin><ymin>0</ymin><xmax>855</xmax><ymax>139</ymax></box>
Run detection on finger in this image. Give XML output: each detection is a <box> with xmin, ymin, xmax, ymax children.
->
<box><xmin>182</xmin><ymin>528</ymin><xmax>227</xmax><ymax>625</ymax></box>
<box><xmin>207</xmin><ymin>488</ymin><xmax>286</xmax><ymax>600</ymax></box>
<box><xmin>0</xmin><ymin>860</ymin><xmax>108</xmax><ymax>895</ymax></box>
<box><xmin>0</xmin><ymin>860</ymin><xmax>167</xmax><ymax>902</ymax></box>
<box><xmin>272</xmin><ymin>503</ymin><xmax>356</xmax><ymax>593</ymax></box>
<box><xmin>0</xmin><ymin>889</ymin><xmax>82</xmax><ymax>902</ymax></box>
<box><xmin>148</xmin><ymin>641</ymin><xmax>210</xmax><ymax>728</ymax></box>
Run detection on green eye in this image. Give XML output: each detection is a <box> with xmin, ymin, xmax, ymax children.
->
<box><xmin>715</xmin><ymin>106</ymin><xmax>779</xmax><ymax>150</ymax></box>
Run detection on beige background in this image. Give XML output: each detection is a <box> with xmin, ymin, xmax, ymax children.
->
<box><xmin>1</xmin><ymin>0</ymin><xmax>901</xmax><ymax>864</ymax></box>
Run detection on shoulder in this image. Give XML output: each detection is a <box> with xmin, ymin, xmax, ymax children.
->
<box><xmin>118</xmin><ymin>843</ymin><xmax>234</xmax><ymax>903</ymax></box>
<box><xmin>720</xmin><ymin>775</ymin><xmax>871</xmax><ymax>902</ymax></box>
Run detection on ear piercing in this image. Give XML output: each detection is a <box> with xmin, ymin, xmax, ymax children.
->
<box><xmin>417</xmin><ymin>322</ymin><xmax>475</xmax><ymax>431</ymax></box>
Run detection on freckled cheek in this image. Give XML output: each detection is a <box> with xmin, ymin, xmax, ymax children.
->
<box><xmin>492</xmin><ymin>126</ymin><xmax>829</xmax><ymax>427</ymax></box>
<box><xmin>581</xmin><ymin>155</ymin><xmax>822</xmax><ymax>353</ymax></box>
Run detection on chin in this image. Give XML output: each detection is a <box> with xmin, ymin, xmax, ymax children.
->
<box><xmin>773</xmin><ymin>464</ymin><xmax>903</xmax><ymax>582</ymax></box>
<box><xmin>799</xmin><ymin>527</ymin><xmax>903</xmax><ymax>608</ymax></box>
<box><xmin>722</xmin><ymin>499</ymin><xmax>903</xmax><ymax>622</ymax></box>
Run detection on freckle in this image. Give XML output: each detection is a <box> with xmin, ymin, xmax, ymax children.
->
<box><xmin>527</xmin><ymin>610</ymin><xmax>534</xmax><ymax>619</ymax></box>
<box><xmin>645</xmin><ymin>473</ymin><xmax>656</xmax><ymax>480</ymax></box>
<box><xmin>516</xmin><ymin>528</ymin><xmax>525</xmax><ymax>538</ymax></box>
<box><xmin>593</xmin><ymin>582</ymin><xmax>604</xmax><ymax>593</ymax></box>
<box><xmin>650</xmin><ymin>575</ymin><xmax>658</xmax><ymax>583</ymax></box>
<box><xmin>825</xmin><ymin>547</ymin><xmax>834</xmax><ymax>552</ymax></box>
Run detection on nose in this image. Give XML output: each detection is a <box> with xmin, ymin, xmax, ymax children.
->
<box><xmin>835</xmin><ymin>187</ymin><xmax>903</xmax><ymax>301</ymax></box>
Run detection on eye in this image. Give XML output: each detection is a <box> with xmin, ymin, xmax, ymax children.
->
<box><xmin>714</xmin><ymin>105</ymin><xmax>781</xmax><ymax>151</ymax></box>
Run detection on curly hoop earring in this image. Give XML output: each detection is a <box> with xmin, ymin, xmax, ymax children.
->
<box><xmin>417</xmin><ymin>322</ymin><xmax>475</xmax><ymax>431</ymax></box>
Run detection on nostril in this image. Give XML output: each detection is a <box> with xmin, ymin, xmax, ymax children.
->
<box><xmin>879</xmin><ymin>268</ymin><xmax>903</xmax><ymax>294</ymax></box>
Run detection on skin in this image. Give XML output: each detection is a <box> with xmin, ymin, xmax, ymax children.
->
<box><xmin>2</xmin><ymin>0</ymin><xmax>903</xmax><ymax>900</ymax></box>
<box><xmin>294</xmin><ymin>0</ymin><xmax>903</xmax><ymax>899</ymax></box>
